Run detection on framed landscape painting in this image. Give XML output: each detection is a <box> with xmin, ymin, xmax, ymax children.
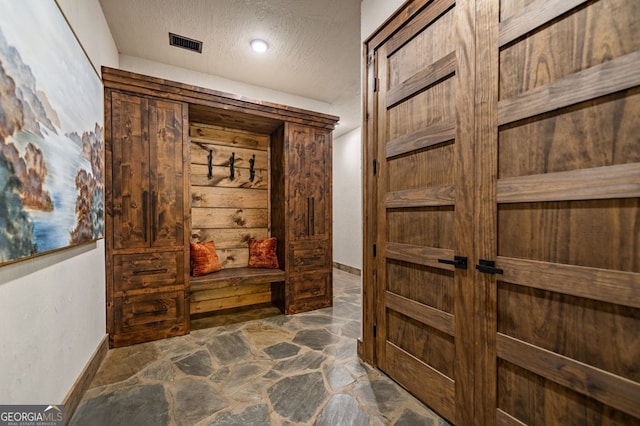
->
<box><xmin>0</xmin><ymin>1</ymin><xmax>104</xmax><ymax>265</ymax></box>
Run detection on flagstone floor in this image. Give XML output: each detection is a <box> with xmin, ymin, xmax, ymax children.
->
<box><xmin>70</xmin><ymin>269</ymin><xmax>448</xmax><ymax>425</ymax></box>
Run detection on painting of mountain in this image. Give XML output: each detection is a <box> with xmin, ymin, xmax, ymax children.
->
<box><xmin>0</xmin><ymin>1</ymin><xmax>104</xmax><ymax>265</ymax></box>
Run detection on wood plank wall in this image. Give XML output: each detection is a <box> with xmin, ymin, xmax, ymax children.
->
<box><xmin>190</xmin><ymin>123</ymin><xmax>271</xmax><ymax>268</ymax></box>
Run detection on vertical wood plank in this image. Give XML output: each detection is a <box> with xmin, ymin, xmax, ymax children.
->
<box><xmin>149</xmin><ymin>99</ymin><xmax>185</xmax><ymax>249</ymax></box>
<box><xmin>474</xmin><ymin>0</ymin><xmax>499</xmax><ymax>425</ymax></box>
<box><xmin>181</xmin><ymin>102</ymin><xmax>191</xmax><ymax>311</ymax></box>
<box><xmin>286</xmin><ymin>124</ymin><xmax>311</xmax><ymax>239</ymax></box>
<box><xmin>104</xmin><ymin>88</ymin><xmax>115</xmax><ymax>341</ymax></box>
<box><xmin>360</xmin><ymin>45</ymin><xmax>378</xmax><ymax>365</ymax></box>
<box><xmin>375</xmin><ymin>43</ymin><xmax>390</xmax><ymax>372</ymax></box>
<box><xmin>269</xmin><ymin>124</ymin><xmax>286</xmax><ymax>271</ymax></box>
<box><xmin>453</xmin><ymin>1</ymin><xmax>477</xmax><ymax>424</ymax></box>
<box><xmin>111</xmin><ymin>92</ymin><xmax>149</xmax><ymax>250</ymax></box>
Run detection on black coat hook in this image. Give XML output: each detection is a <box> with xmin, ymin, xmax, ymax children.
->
<box><xmin>207</xmin><ymin>149</ymin><xmax>213</xmax><ymax>179</ymax></box>
<box><xmin>229</xmin><ymin>152</ymin><xmax>235</xmax><ymax>180</ymax></box>
<box><xmin>249</xmin><ymin>154</ymin><xmax>256</xmax><ymax>182</ymax></box>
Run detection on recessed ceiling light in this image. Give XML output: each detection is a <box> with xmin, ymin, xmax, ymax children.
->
<box><xmin>250</xmin><ymin>39</ymin><xmax>269</xmax><ymax>53</ymax></box>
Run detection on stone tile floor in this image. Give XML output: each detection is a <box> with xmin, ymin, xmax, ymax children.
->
<box><xmin>71</xmin><ymin>269</ymin><xmax>448</xmax><ymax>425</ymax></box>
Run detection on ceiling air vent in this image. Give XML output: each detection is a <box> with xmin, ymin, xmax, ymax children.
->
<box><xmin>169</xmin><ymin>32</ymin><xmax>203</xmax><ymax>53</ymax></box>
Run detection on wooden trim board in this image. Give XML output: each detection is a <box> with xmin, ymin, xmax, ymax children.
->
<box><xmin>102</xmin><ymin>67</ymin><xmax>338</xmax><ymax>131</ymax></box>
<box><xmin>63</xmin><ymin>334</ymin><xmax>108</xmax><ymax>425</ymax></box>
<box><xmin>332</xmin><ymin>262</ymin><xmax>361</xmax><ymax>276</ymax></box>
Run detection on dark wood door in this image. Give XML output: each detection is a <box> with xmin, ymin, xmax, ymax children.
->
<box><xmin>365</xmin><ymin>1</ymin><xmax>640</xmax><ymax>422</ymax></box>
<box><xmin>111</xmin><ymin>92</ymin><xmax>150</xmax><ymax>250</ymax></box>
<box><xmin>287</xmin><ymin>124</ymin><xmax>331</xmax><ymax>242</ymax></box>
<box><xmin>107</xmin><ymin>90</ymin><xmax>189</xmax><ymax>347</ymax></box>
<box><xmin>476</xmin><ymin>0</ymin><xmax>640</xmax><ymax>424</ymax></box>
<box><xmin>371</xmin><ymin>1</ymin><xmax>476</xmax><ymax>424</ymax></box>
<box><xmin>307</xmin><ymin>129</ymin><xmax>331</xmax><ymax>240</ymax></box>
<box><xmin>288</xmin><ymin>124</ymin><xmax>313</xmax><ymax>239</ymax></box>
<box><xmin>111</xmin><ymin>93</ymin><xmax>184</xmax><ymax>250</ymax></box>
<box><xmin>148</xmin><ymin>99</ymin><xmax>185</xmax><ymax>248</ymax></box>
<box><xmin>285</xmin><ymin>123</ymin><xmax>333</xmax><ymax>314</ymax></box>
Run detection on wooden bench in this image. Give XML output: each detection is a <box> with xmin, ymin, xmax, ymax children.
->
<box><xmin>189</xmin><ymin>267</ymin><xmax>286</xmax><ymax>315</ymax></box>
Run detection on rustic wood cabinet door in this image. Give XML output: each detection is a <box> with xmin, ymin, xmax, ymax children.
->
<box><xmin>148</xmin><ymin>99</ymin><xmax>185</xmax><ymax>248</ymax></box>
<box><xmin>369</xmin><ymin>1</ymin><xmax>476</xmax><ymax>423</ymax></box>
<box><xmin>287</xmin><ymin>124</ymin><xmax>312</xmax><ymax>239</ymax></box>
<box><xmin>284</xmin><ymin>123</ymin><xmax>333</xmax><ymax>313</ymax></box>
<box><xmin>307</xmin><ymin>129</ymin><xmax>331</xmax><ymax>240</ymax></box>
<box><xmin>111</xmin><ymin>92</ymin><xmax>150</xmax><ymax>249</ymax></box>
<box><xmin>110</xmin><ymin>93</ymin><xmax>184</xmax><ymax>250</ymax></box>
<box><xmin>287</xmin><ymin>124</ymin><xmax>331</xmax><ymax>242</ymax></box>
<box><xmin>107</xmin><ymin>89</ymin><xmax>189</xmax><ymax>347</ymax></box>
<box><xmin>475</xmin><ymin>0</ymin><xmax>640</xmax><ymax>424</ymax></box>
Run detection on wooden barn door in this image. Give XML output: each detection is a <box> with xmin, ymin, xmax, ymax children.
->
<box><xmin>372</xmin><ymin>0</ymin><xmax>476</xmax><ymax>423</ymax></box>
<box><xmin>476</xmin><ymin>0</ymin><xmax>640</xmax><ymax>424</ymax></box>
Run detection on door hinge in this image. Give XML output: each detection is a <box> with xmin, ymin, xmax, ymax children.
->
<box><xmin>372</xmin><ymin>159</ymin><xmax>377</xmax><ymax>175</ymax></box>
<box><xmin>373</xmin><ymin>77</ymin><xmax>379</xmax><ymax>92</ymax></box>
<box><xmin>373</xmin><ymin>244</ymin><xmax>377</xmax><ymax>257</ymax></box>
<box><xmin>373</xmin><ymin>324</ymin><xmax>377</xmax><ymax>338</ymax></box>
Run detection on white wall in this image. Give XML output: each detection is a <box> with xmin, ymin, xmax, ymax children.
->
<box><xmin>327</xmin><ymin>0</ymin><xmax>405</xmax><ymax>272</ymax></box>
<box><xmin>119</xmin><ymin>55</ymin><xmax>333</xmax><ymax>117</ymax></box>
<box><xmin>56</xmin><ymin>0</ymin><xmax>119</xmax><ymax>74</ymax></box>
<box><xmin>333</xmin><ymin>128</ymin><xmax>363</xmax><ymax>270</ymax></box>
<box><xmin>361</xmin><ymin>0</ymin><xmax>406</xmax><ymax>42</ymax></box>
<box><xmin>0</xmin><ymin>0</ymin><xmax>117</xmax><ymax>404</ymax></box>
<box><xmin>0</xmin><ymin>242</ymin><xmax>106</xmax><ymax>404</ymax></box>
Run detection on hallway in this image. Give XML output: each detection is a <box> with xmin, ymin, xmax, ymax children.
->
<box><xmin>70</xmin><ymin>269</ymin><xmax>447</xmax><ymax>425</ymax></box>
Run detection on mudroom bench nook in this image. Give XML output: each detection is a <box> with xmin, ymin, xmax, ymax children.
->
<box><xmin>189</xmin><ymin>267</ymin><xmax>286</xmax><ymax>315</ymax></box>
<box><xmin>103</xmin><ymin>67</ymin><xmax>337</xmax><ymax>348</ymax></box>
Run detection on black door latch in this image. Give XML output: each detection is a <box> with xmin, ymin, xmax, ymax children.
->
<box><xmin>476</xmin><ymin>259</ymin><xmax>503</xmax><ymax>275</ymax></box>
<box><xmin>437</xmin><ymin>256</ymin><xmax>468</xmax><ymax>269</ymax></box>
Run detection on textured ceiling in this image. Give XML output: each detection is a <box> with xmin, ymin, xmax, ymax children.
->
<box><xmin>99</xmin><ymin>0</ymin><xmax>362</xmax><ymax>136</ymax></box>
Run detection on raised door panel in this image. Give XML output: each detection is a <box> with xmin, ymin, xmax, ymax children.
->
<box><xmin>307</xmin><ymin>129</ymin><xmax>331</xmax><ymax>241</ymax></box>
<box><xmin>112</xmin><ymin>290</ymin><xmax>187</xmax><ymax>347</ymax></box>
<box><xmin>476</xmin><ymin>0</ymin><xmax>640</xmax><ymax>423</ymax></box>
<box><xmin>287</xmin><ymin>124</ymin><xmax>312</xmax><ymax>239</ymax></box>
<box><xmin>286</xmin><ymin>272</ymin><xmax>332</xmax><ymax>314</ymax></box>
<box><xmin>286</xmin><ymin>124</ymin><xmax>332</xmax><ymax>242</ymax></box>
<box><xmin>149</xmin><ymin>99</ymin><xmax>185</xmax><ymax>248</ymax></box>
<box><xmin>111</xmin><ymin>92</ymin><xmax>150</xmax><ymax>250</ymax></box>
<box><xmin>372</xmin><ymin>0</ymin><xmax>475</xmax><ymax>424</ymax></box>
<box><xmin>113</xmin><ymin>251</ymin><xmax>184</xmax><ymax>295</ymax></box>
<box><xmin>288</xmin><ymin>240</ymin><xmax>331</xmax><ymax>273</ymax></box>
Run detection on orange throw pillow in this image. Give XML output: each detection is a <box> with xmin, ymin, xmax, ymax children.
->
<box><xmin>190</xmin><ymin>241</ymin><xmax>221</xmax><ymax>276</ymax></box>
<box><xmin>248</xmin><ymin>237</ymin><xmax>279</xmax><ymax>269</ymax></box>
